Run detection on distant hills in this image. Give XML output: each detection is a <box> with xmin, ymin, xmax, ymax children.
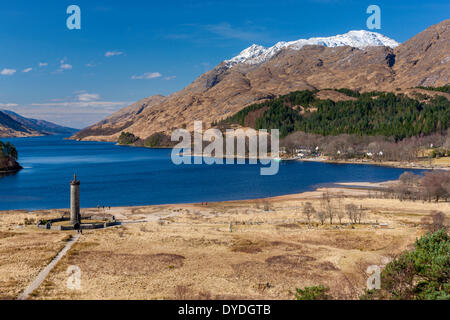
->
<box><xmin>71</xmin><ymin>20</ymin><xmax>449</xmax><ymax>143</ymax></box>
<box><xmin>0</xmin><ymin>110</ymin><xmax>78</xmax><ymax>138</ymax></box>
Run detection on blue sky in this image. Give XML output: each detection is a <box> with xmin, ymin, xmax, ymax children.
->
<box><xmin>0</xmin><ymin>0</ymin><xmax>448</xmax><ymax>129</ymax></box>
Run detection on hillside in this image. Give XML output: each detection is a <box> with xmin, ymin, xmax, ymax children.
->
<box><xmin>72</xmin><ymin>20</ymin><xmax>450</xmax><ymax>143</ymax></box>
<box><xmin>0</xmin><ymin>110</ymin><xmax>77</xmax><ymax>138</ymax></box>
<box><xmin>221</xmin><ymin>89</ymin><xmax>449</xmax><ymax>139</ymax></box>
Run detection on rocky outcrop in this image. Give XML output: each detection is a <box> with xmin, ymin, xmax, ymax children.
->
<box><xmin>0</xmin><ymin>156</ymin><xmax>22</xmax><ymax>173</ymax></box>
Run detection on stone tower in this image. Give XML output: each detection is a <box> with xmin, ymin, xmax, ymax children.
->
<box><xmin>70</xmin><ymin>174</ymin><xmax>81</xmax><ymax>225</ymax></box>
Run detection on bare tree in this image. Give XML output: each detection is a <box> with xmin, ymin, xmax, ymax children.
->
<box><xmin>322</xmin><ymin>191</ymin><xmax>334</xmax><ymax>224</ymax></box>
<box><xmin>399</xmin><ymin>172</ymin><xmax>420</xmax><ymax>186</ymax></box>
<box><xmin>345</xmin><ymin>203</ymin><xmax>358</xmax><ymax>224</ymax></box>
<box><xmin>356</xmin><ymin>205</ymin><xmax>365</xmax><ymax>224</ymax></box>
<box><xmin>263</xmin><ymin>201</ymin><xmax>270</xmax><ymax>212</ymax></box>
<box><xmin>316</xmin><ymin>210</ymin><xmax>326</xmax><ymax>225</ymax></box>
<box><xmin>337</xmin><ymin>210</ymin><xmax>346</xmax><ymax>224</ymax></box>
<box><xmin>421</xmin><ymin>171</ymin><xmax>449</xmax><ymax>202</ymax></box>
<box><xmin>302</xmin><ymin>202</ymin><xmax>315</xmax><ymax>224</ymax></box>
<box><xmin>336</xmin><ymin>192</ymin><xmax>345</xmax><ymax>224</ymax></box>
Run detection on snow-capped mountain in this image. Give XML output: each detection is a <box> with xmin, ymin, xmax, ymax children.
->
<box><xmin>72</xmin><ymin>20</ymin><xmax>449</xmax><ymax>143</ymax></box>
<box><xmin>225</xmin><ymin>30</ymin><xmax>400</xmax><ymax>67</ymax></box>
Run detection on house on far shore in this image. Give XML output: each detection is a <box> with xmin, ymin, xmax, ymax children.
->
<box><xmin>294</xmin><ymin>147</ymin><xmax>313</xmax><ymax>158</ymax></box>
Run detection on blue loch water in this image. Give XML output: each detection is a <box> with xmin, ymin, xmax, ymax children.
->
<box><xmin>0</xmin><ymin>135</ymin><xmax>424</xmax><ymax>210</ymax></box>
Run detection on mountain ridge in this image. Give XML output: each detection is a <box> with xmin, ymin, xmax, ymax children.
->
<box><xmin>225</xmin><ymin>30</ymin><xmax>400</xmax><ymax>67</ymax></box>
<box><xmin>72</xmin><ymin>20</ymin><xmax>449</xmax><ymax>142</ymax></box>
<box><xmin>0</xmin><ymin>110</ymin><xmax>78</xmax><ymax>138</ymax></box>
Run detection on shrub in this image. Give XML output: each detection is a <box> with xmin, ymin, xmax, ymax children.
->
<box><xmin>24</xmin><ymin>217</ymin><xmax>35</xmax><ymax>225</ymax></box>
<box><xmin>421</xmin><ymin>211</ymin><xmax>447</xmax><ymax>233</ymax></box>
<box><xmin>361</xmin><ymin>229</ymin><xmax>450</xmax><ymax>300</ymax></box>
<box><xmin>295</xmin><ymin>285</ymin><xmax>331</xmax><ymax>300</ymax></box>
<box><xmin>118</xmin><ymin>132</ymin><xmax>138</xmax><ymax>145</ymax></box>
<box><xmin>144</xmin><ymin>132</ymin><xmax>164</xmax><ymax>147</ymax></box>
<box><xmin>174</xmin><ymin>285</ymin><xmax>192</xmax><ymax>300</ymax></box>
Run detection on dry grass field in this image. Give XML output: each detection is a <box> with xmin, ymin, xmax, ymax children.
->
<box><xmin>1</xmin><ymin>183</ymin><xmax>448</xmax><ymax>300</ymax></box>
<box><xmin>0</xmin><ymin>211</ymin><xmax>70</xmax><ymax>299</ymax></box>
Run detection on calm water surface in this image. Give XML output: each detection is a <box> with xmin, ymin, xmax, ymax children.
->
<box><xmin>0</xmin><ymin>135</ymin><xmax>423</xmax><ymax>210</ymax></box>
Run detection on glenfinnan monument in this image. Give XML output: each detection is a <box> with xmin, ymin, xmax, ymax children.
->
<box><xmin>70</xmin><ymin>174</ymin><xmax>81</xmax><ymax>225</ymax></box>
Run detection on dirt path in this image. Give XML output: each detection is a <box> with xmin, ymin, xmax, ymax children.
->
<box><xmin>17</xmin><ymin>233</ymin><xmax>80</xmax><ymax>300</ymax></box>
<box><xmin>108</xmin><ymin>206</ymin><xmax>182</xmax><ymax>223</ymax></box>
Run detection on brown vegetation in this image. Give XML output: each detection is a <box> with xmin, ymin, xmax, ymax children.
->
<box><xmin>282</xmin><ymin>130</ymin><xmax>450</xmax><ymax>163</ymax></box>
<box><xmin>1</xmin><ymin>180</ymin><xmax>448</xmax><ymax>300</ymax></box>
<box><xmin>390</xmin><ymin>171</ymin><xmax>450</xmax><ymax>202</ymax></box>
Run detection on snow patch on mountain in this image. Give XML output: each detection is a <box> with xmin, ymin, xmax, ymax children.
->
<box><xmin>225</xmin><ymin>30</ymin><xmax>400</xmax><ymax>67</ymax></box>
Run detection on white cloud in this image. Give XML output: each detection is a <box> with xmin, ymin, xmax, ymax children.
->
<box><xmin>32</xmin><ymin>101</ymin><xmax>128</xmax><ymax>108</ymax></box>
<box><xmin>164</xmin><ymin>76</ymin><xmax>176</xmax><ymax>80</ymax></box>
<box><xmin>131</xmin><ymin>72</ymin><xmax>162</xmax><ymax>80</ymax></box>
<box><xmin>39</xmin><ymin>62</ymin><xmax>48</xmax><ymax>67</ymax></box>
<box><xmin>30</xmin><ymin>92</ymin><xmax>128</xmax><ymax>110</ymax></box>
<box><xmin>77</xmin><ymin>93</ymin><xmax>101</xmax><ymax>102</ymax></box>
<box><xmin>22</xmin><ymin>67</ymin><xmax>33</xmax><ymax>73</ymax></box>
<box><xmin>1</xmin><ymin>68</ymin><xmax>17</xmax><ymax>76</ymax></box>
<box><xmin>7</xmin><ymin>103</ymin><xmax>131</xmax><ymax>129</ymax></box>
<box><xmin>105</xmin><ymin>51</ymin><xmax>124</xmax><ymax>57</ymax></box>
<box><xmin>3</xmin><ymin>91</ymin><xmax>131</xmax><ymax>128</ymax></box>
<box><xmin>60</xmin><ymin>64</ymin><xmax>72</xmax><ymax>70</ymax></box>
<box><xmin>0</xmin><ymin>103</ymin><xmax>18</xmax><ymax>108</ymax></box>
<box><xmin>55</xmin><ymin>59</ymin><xmax>72</xmax><ymax>72</ymax></box>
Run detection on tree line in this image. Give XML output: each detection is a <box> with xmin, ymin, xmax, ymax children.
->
<box><xmin>386</xmin><ymin>171</ymin><xmax>450</xmax><ymax>203</ymax></box>
<box><xmin>222</xmin><ymin>89</ymin><xmax>449</xmax><ymax>140</ymax></box>
<box><xmin>0</xmin><ymin>141</ymin><xmax>18</xmax><ymax>160</ymax></box>
<box><xmin>417</xmin><ymin>85</ymin><xmax>450</xmax><ymax>94</ymax></box>
<box><xmin>282</xmin><ymin>129</ymin><xmax>450</xmax><ymax>162</ymax></box>
<box><xmin>302</xmin><ymin>191</ymin><xmax>366</xmax><ymax>225</ymax></box>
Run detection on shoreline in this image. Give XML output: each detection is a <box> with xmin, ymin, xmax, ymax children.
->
<box><xmin>167</xmin><ymin>150</ymin><xmax>447</xmax><ymax>170</ymax></box>
<box><xmin>0</xmin><ymin>167</ymin><xmax>22</xmax><ymax>174</ymax></box>
<box><xmin>0</xmin><ymin>180</ymin><xmax>395</xmax><ymax>214</ymax></box>
<box><xmin>295</xmin><ymin>157</ymin><xmax>447</xmax><ymax>170</ymax></box>
<box><xmin>153</xmin><ymin>148</ymin><xmax>448</xmax><ymax>170</ymax></box>
<box><xmin>48</xmin><ymin>135</ymin><xmax>450</xmax><ymax>170</ymax></box>
<box><xmin>0</xmin><ymin>162</ymin><xmax>23</xmax><ymax>175</ymax></box>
